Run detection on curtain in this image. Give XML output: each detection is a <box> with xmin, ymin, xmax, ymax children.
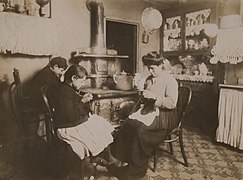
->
<box><xmin>216</xmin><ymin>87</ymin><xmax>243</xmax><ymax>150</ymax></box>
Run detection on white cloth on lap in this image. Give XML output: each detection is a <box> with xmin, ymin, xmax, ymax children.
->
<box><xmin>57</xmin><ymin>114</ymin><xmax>114</xmax><ymax>159</ymax></box>
<box><xmin>129</xmin><ymin>107</ymin><xmax>159</xmax><ymax>126</ymax></box>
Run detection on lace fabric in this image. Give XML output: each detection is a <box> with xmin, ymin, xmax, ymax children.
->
<box><xmin>0</xmin><ymin>12</ymin><xmax>59</xmax><ymax>55</ymax></box>
<box><xmin>213</xmin><ymin>27</ymin><xmax>243</xmax><ymax>64</ymax></box>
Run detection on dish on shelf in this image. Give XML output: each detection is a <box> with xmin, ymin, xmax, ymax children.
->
<box><xmin>165</xmin><ymin>16</ymin><xmax>181</xmax><ymax>30</ymax></box>
<box><xmin>172</xmin><ymin>64</ymin><xmax>183</xmax><ymax>74</ymax></box>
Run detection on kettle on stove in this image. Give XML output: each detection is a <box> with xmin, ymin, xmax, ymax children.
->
<box><xmin>113</xmin><ymin>71</ymin><xmax>134</xmax><ymax>91</ymax></box>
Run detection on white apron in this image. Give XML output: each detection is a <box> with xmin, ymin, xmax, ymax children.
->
<box><xmin>56</xmin><ymin>114</ymin><xmax>114</xmax><ymax>159</ymax></box>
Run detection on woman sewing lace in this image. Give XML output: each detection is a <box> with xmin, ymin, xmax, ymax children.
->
<box><xmin>110</xmin><ymin>51</ymin><xmax>178</xmax><ymax>179</ymax></box>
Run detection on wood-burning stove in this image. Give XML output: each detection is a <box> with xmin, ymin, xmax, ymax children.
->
<box><xmin>73</xmin><ymin>0</ymin><xmax>138</xmax><ymax>125</ymax></box>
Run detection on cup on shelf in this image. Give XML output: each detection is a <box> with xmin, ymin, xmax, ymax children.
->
<box><xmin>194</xmin><ymin>71</ymin><xmax>199</xmax><ymax>75</ymax></box>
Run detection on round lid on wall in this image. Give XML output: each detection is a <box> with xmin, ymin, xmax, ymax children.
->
<box><xmin>141</xmin><ymin>7</ymin><xmax>163</xmax><ymax>33</ymax></box>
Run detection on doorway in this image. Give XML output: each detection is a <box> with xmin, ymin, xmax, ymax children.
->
<box><xmin>106</xmin><ymin>19</ymin><xmax>137</xmax><ymax>74</ymax></box>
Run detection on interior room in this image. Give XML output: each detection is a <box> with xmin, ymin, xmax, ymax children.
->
<box><xmin>0</xmin><ymin>0</ymin><xmax>242</xmax><ymax>179</ymax></box>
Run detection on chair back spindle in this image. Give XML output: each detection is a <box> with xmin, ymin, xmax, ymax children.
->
<box><xmin>177</xmin><ymin>86</ymin><xmax>192</xmax><ymax>128</ymax></box>
<box><xmin>13</xmin><ymin>68</ymin><xmax>24</xmax><ymax>99</ymax></box>
<box><xmin>41</xmin><ymin>85</ymin><xmax>55</xmax><ymax>147</ymax></box>
<box><xmin>9</xmin><ymin>68</ymin><xmax>26</xmax><ymax>129</ymax></box>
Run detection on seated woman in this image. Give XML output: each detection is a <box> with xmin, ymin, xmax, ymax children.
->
<box><xmin>110</xmin><ymin>51</ymin><xmax>178</xmax><ymax>179</ymax></box>
<box><xmin>53</xmin><ymin>64</ymin><xmax>127</xmax><ymax>167</ymax></box>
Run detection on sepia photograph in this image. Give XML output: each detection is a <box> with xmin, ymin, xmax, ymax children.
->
<box><xmin>0</xmin><ymin>0</ymin><xmax>242</xmax><ymax>179</ymax></box>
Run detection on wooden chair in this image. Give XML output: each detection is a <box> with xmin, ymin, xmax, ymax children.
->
<box><xmin>153</xmin><ymin>86</ymin><xmax>192</xmax><ymax>171</ymax></box>
<box><xmin>40</xmin><ymin>85</ymin><xmax>55</xmax><ymax>146</ymax></box>
<box><xmin>41</xmin><ymin>85</ymin><xmax>85</xmax><ymax>180</ymax></box>
<box><xmin>8</xmin><ymin>68</ymin><xmax>39</xmax><ymax>130</ymax></box>
<box><xmin>9</xmin><ymin>68</ymin><xmax>22</xmax><ymax>128</ymax></box>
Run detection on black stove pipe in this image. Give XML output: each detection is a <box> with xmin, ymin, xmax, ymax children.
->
<box><xmin>87</xmin><ymin>0</ymin><xmax>107</xmax><ymax>54</ymax></box>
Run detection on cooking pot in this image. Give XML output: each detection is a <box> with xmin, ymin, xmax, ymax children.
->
<box><xmin>113</xmin><ymin>71</ymin><xmax>134</xmax><ymax>91</ymax></box>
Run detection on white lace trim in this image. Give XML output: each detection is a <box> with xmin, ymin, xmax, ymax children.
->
<box><xmin>0</xmin><ymin>12</ymin><xmax>59</xmax><ymax>56</ymax></box>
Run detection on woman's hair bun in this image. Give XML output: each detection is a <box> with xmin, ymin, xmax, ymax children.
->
<box><xmin>142</xmin><ymin>51</ymin><xmax>165</xmax><ymax>66</ymax></box>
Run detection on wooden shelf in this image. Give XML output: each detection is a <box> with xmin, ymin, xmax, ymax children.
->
<box><xmin>164</xmin><ymin>49</ymin><xmax>211</xmax><ymax>56</ymax></box>
<box><xmin>183</xmin><ymin>49</ymin><xmax>211</xmax><ymax>55</ymax></box>
<box><xmin>219</xmin><ymin>84</ymin><xmax>243</xmax><ymax>89</ymax></box>
<box><xmin>88</xmin><ymin>74</ymin><xmax>112</xmax><ymax>78</ymax></box>
<box><xmin>175</xmin><ymin>74</ymin><xmax>214</xmax><ymax>83</ymax></box>
<box><xmin>74</xmin><ymin>53</ymin><xmax>129</xmax><ymax>59</ymax></box>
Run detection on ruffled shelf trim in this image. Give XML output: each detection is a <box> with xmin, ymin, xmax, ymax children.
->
<box><xmin>0</xmin><ymin>12</ymin><xmax>59</xmax><ymax>56</ymax></box>
<box><xmin>174</xmin><ymin>74</ymin><xmax>214</xmax><ymax>83</ymax></box>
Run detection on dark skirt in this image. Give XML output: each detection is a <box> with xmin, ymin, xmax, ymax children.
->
<box><xmin>110</xmin><ymin>109</ymin><xmax>177</xmax><ymax>179</ymax></box>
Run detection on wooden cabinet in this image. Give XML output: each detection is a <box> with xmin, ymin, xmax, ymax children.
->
<box><xmin>161</xmin><ymin>2</ymin><xmax>218</xmax><ymax>57</ymax></box>
<box><xmin>160</xmin><ymin>3</ymin><xmax>220</xmax><ymax>88</ymax></box>
<box><xmin>178</xmin><ymin>80</ymin><xmax>218</xmax><ymax>138</ymax></box>
<box><xmin>162</xmin><ymin>4</ymin><xmax>220</xmax><ymax>138</ymax></box>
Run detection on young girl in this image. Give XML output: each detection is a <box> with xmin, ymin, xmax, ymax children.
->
<box><xmin>54</xmin><ymin>64</ymin><xmax>126</xmax><ymax>167</ymax></box>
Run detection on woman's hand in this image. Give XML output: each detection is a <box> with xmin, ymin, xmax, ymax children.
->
<box><xmin>142</xmin><ymin>90</ymin><xmax>157</xmax><ymax>100</ymax></box>
<box><xmin>81</xmin><ymin>93</ymin><xmax>93</xmax><ymax>103</ymax></box>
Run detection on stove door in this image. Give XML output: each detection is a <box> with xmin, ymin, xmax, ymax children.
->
<box><xmin>91</xmin><ymin>96</ymin><xmax>139</xmax><ymax>126</ymax></box>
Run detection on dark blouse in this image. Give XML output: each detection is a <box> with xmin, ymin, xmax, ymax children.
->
<box><xmin>33</xmin><ymin>66</ymin><xmax>61</xmax><ymax>90</ymax></box>
<box><xmin>54</xmin><ymin>83</ymin><xmax>91</xmax><ymax>129</ymax></box>
<box><xmin>25</xmin><ymin>66</ymin><xmax>61</xmax><ymax>111</ymax></box>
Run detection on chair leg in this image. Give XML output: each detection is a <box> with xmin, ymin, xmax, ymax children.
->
<box><xmin>168</xmin><ymin>135</ymin><xmax>174</xmax><ymax>155</ymax></box>
<box><xmin>179</xmin><ymin>130</ymin><xmax>188</xmax><ymax>167</ymax></box>
<box><xmin>153</xmin><ymin>148</ymin><xmax>157</xmax><ymax>172</ymax></box>
<box><xmin>80</xmin><ymin>159</ymin><xmax>84</xmax><ymax>180</ymax></box>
